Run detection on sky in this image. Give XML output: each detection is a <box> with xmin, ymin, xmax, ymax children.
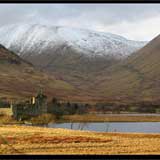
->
<box><xmin>0</xmin><ymin>4</ymin><xmax>160</xmax><ymax>41</ymax></box>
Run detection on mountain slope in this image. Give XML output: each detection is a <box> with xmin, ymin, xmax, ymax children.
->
<box><xmin>0</xmin><ymin>44</ymin><xmax>30</xmax><ymax>65</ymax></box>
<box><xmin>95</xmin><ymin>34</ymin><xmax>160</xmax><ymax>103</ymax></box>
<box><xmin>0</xmin><ymin>44</ymin><xmax>77</xmax><ymax>102</ymax></box>
<box><xmin>0</xmin><ymin>23</ymin><xmax>147</xmax><ymax>91</ymax></box>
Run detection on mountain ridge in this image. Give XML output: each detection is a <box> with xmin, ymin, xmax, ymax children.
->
<box><xmin>0</xmin><ymin>23</ymin><xmax>147</xmax><ymax>59</ymax></box>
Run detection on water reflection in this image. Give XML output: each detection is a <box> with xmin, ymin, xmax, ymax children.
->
<box><xmin>47</xmin><ymin>122</ymin><xmax>160</xmax><ymax>133</ymax></box>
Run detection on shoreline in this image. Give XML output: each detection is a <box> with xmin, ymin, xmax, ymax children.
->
<box><xmin>61</xmin><ymin>114</ymin><xmax>160</xmax><ymax>122</ymax></box>
<box><xmin>2</xmin><ymin>114</ymin><xmax>160</xmax><ymax>125</ymax></box>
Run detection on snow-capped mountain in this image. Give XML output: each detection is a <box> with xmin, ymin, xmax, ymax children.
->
<box><xmin>0</xmin><ymin>23</ymin><xmax>147</xmax><ymax>59</ymax></box>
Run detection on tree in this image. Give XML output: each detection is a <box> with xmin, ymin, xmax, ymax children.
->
<box><xmin>48</xmin><ymin>98</ymin><xmax>64</xmax><ymax>119</ymax></box>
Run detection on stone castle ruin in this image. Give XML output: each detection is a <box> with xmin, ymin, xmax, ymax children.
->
<box><xmin>12</xmin><ymin>90</ymin><xmax>47</xmax><ymax>120</ymax></box>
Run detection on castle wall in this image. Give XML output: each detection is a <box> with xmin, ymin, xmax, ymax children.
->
<box><xmin>12</xmin><ymin>93</ymin><xmax>48</xmax><ymax>120</ymax></box>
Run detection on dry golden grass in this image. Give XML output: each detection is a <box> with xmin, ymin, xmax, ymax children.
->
<box><xmin>63</xmin><ymin>114</ymin><xmax>160</xmax><ymax>122</ymax></box>
<box><xmin>0</xmin><ymin>125</ymin><xmax>160</xmax><ymax>154</ymax></box>
<box><xmin>0</xmin><ymin>116</ymin><xmax>21</xmax><ymax>125</ymax></box>
<box><xmin>0</xmin><ymin>108</ymin><xmax>12</xmax><ymax>116</ymax></box>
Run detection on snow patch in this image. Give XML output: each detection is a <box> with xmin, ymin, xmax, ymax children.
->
<box><xmin>0</xmin><ymin>23</ymin><xmax>147</xmax><ymax>59</ymax></box>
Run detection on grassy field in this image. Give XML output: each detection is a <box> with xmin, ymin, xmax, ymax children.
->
<box><xmin>0</xmin><ymin>125</ymin><xmax>160</xmax><ymax>154</ymax></box>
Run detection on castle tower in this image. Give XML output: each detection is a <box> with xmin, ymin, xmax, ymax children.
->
<box><xmin>35</xmin><ymin>89</ymin><xmax>47</xmax><ymax>114</ymax></box>
<box><xmin>31</xmin><ymin>97</ymin><xmax>35</xmax><ymax>104</ymax></box>
<box><xmin>10</xmin><ymin>101</ymin><xmax>13</xmax><ymax>109</ymax></box>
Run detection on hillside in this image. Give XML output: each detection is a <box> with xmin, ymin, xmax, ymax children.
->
<box><xmin>95</xmin><ymin>34</ymin><xmax>160</xmax><ymax>103</ymax></box>
<box><xmin>0</xmin><ymin>44</ymin><xmax>78</xmax><ymax>102</ymax></box>
<box><xmin>0</xmin><ymin>23</ymin><xmax>146</xmax><ymax>92</ymax></box>
<box><xmin>0</xmin><ymin>44</ymin><xmax>29</xmax><ymax>65</ymax></box>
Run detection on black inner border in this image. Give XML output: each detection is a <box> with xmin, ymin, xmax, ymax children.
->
<box><xmin>0</xmin><ymin>0</ymin><xmax>159</xmax><ymax>3</ymax></box>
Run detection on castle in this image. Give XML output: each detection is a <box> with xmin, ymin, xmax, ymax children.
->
<box><xmin>12</xmin><ymin>90</ymin><xmax>47</xmax><ymax>120</ymax></box>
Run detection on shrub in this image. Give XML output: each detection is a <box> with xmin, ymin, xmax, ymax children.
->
<box><xmin>30</xmin><ymin>114</ymin><xmax>56</xmax><ymax>125</ymax></box>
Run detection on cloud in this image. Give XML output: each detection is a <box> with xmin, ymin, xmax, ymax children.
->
<box><xmin>97</xmin><ymin>14</ymin><xmax>160</xmax><ymax>41</ymax></box>
<box><xmin>0</xmin><ymin>4</ymin><xmax>160</xmax><ymax>41</ymax></box>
